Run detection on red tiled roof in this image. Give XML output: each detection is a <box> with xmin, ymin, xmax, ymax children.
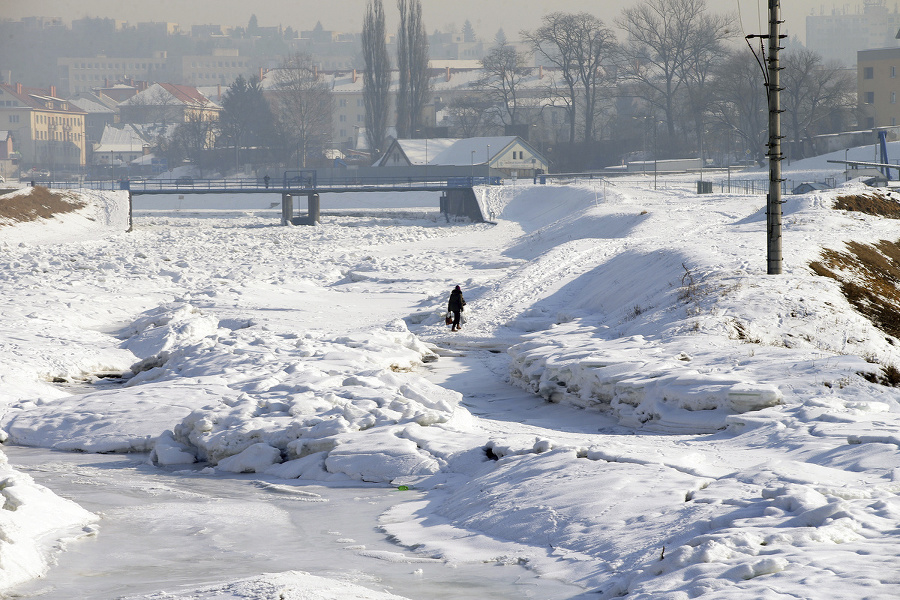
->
<box><xmin>158</xmin><ymin>83</ymin><xmax>210</xmax><ymax>105</ymax></box>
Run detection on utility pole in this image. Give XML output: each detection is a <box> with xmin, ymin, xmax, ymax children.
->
<box><xmin>766</xmin><ymin>0</ymin><xmax>784</xmax><ymax>274</ymax></box>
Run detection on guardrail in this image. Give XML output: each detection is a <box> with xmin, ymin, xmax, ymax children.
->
<box><xmin>35</xmin><ymin>175</ymin><xmax>503</xmax><ymax>193</ymax></box>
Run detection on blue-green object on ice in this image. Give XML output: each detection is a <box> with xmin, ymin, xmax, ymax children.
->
<box><xmin>397</xmin><ymin>485</ymin><xmax>410</xmax><ymax>491</ymax></box>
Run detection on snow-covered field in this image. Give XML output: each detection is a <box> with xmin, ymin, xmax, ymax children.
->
<box><xmin>2</xmin><ymin>151</ymin><xmax>900</xmax><ymax>598</ymax></box>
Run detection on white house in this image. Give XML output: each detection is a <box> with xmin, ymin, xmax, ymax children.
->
<box><xmin>376</xmin><ymin>135</ymin><xmax>548</xmax><ymax>176</ymax></box>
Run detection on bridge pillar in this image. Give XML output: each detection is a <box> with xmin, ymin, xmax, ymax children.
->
<box><xmin>445</xmin><ymin>188</ymin><xmax>485</xmax><ymax>223</ymax></box>
<box><xmin>281</xmin><ymin>193</ymin><xmax>292</xmax><ymax>225</ymax></box>
<box><xmin>308</xmin><ymin>193</ymin><xmax>320</xmax><ymax>224</ymax></box>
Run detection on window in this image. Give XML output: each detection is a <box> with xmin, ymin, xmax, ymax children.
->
<box><xmin>339</xmin><ymin>99</ymin><xmax>347</xmax><ymax>107</ymax></box>
<box><xmin>864</xmin><ymin>67</ymin><xmax>874</xmax><ymax>79</ymax></box>
<box><xmin>8</xmin><ymin>114</ymin><xmax>18</xmax><ymax>123</ymax></box>
<box><xmin>339</xmin><ymin>114</ymin><xmax>346</xmax><ymax>122</ymax></box>
<box><xmin>867</xmin><ymin>116</ymin><xmax>876</xmax><ymax>128</ymax></box>
<box><xmin>866</xmin><ymin>91</ymin><xmax>875</xmax><ymax>104</ymax></box>
<box><xmin>892</xmin><ymin>66</ymin><xmax>897</xmax><ymax>78</ymax></box>
<box><xmin>892</xmin><ymin>92</ymin><xmax>896</xmax><ymax>104</ymax></box>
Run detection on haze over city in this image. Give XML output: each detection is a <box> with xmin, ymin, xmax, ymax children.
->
<box><xmin>3</xmin><ymin>0</ymin><xmax>829</xmax><ymax>42</ymax></box>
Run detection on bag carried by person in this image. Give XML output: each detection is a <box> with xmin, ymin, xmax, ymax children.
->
<box><xmin>445</xmin><ymin>312</ymin><xmax>453</xmax><ymax>326</ymax></box>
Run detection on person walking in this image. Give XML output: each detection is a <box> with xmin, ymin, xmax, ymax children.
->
<box><xmin>447</xmin><ymin>285</ymin><xmax>466</xmax><ymax>331</ymax></box>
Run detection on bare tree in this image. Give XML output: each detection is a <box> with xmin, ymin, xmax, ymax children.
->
<box><xmin>617</xmin><ymin>0</ymin><xmax>732</xmax><ymax>142</ymax></box>
<box><xmin>362</xmin><ymin>0</ymin><xmax>391</xmax><ymax>159</ymax></box>
<box><xmin>271</xmin><ymin>53</ymin><xmax>334</xmax><ymax>168</ymax></box>
<box><xmin>523</xmin><ymin>12</ymin><xmax>615</xmax><ymax>144</ymax></box>
<box><xmin>678</xmin><ymin>11</ymin><xmax>734</xmax><ymax>158</ymax></box>
<box><xmin>396</xmin><ymin>0</ymin><xmax>430</xmax><ymax>138</ymax></box>
<box><xmin>122</xmin><ymin>85</ymin><xmax>182</xmax><ymax>130</ymax></box>
<box><xmin>172</xmin><ymin>103</ymin><xmax>217</xmax><ymax>175</ymax></box>
<box><xmin>446</xmin><ymin>94</ymin><xmax>502</xmax><ymax>137</ymax></box>
<box><xmin>707</xmin><ymin>50</ymin><xmax>767</xmax><ymax>165</ymax></box>
<box><xmin>479</xmin><ymin>40</ymin><xmax>530</xmax><ymax>128</ymax></box>
<box><xmin>781</xmin><ymin>48</ymin><xmax>857</xmax><ymax>160</ymax></box>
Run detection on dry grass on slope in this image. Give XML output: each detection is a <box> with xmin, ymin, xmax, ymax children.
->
<box><xmin>810</xmin><ymin>192</ymin><xmax>900</xmax><ymax>385</ymax></box>
<box><xmin>0</xmin><ymin>186</ymin><xmax>86</xmax><ymax>225</ymax></box>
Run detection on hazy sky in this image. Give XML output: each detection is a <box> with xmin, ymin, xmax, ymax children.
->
<box><xmin>0</xmin><ymin>0</ymin><xmax>833</xmax><ymax>42</ymax></box>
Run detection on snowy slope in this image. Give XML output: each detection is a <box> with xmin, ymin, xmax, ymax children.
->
<box><xmin>1</xmin><ymin>170</ymin><xmax>900</xmax><ymax>598</ymax></box>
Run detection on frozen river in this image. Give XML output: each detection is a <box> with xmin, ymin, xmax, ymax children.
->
<box><xmin>4</xmin><ymin>446</ymin><xmax>583</xmax><ymax>599</ymax></box>
<box><xmin>3</xmin><ymin>351</ymin><xmax>592</xmax><ymax>599</ymax></box>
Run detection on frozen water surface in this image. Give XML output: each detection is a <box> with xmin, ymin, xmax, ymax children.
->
<box><xmin>5</xmin><ymin>446</ymin><xmax>584</xmax><ymax>599</ymax></box>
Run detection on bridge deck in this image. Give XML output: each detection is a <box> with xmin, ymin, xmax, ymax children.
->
<box><xmin>40</xmin><ymin>176</ymin><xmax>498</xmax><ymax>195</ymax></box>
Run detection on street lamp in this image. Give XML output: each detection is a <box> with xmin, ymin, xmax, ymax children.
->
<box><xmin>471</xmin><ymin>150</ymin><xmax>476</xmax><ymax>180</ymax></box>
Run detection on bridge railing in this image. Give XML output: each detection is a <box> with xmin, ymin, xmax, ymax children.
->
<box><xmin>35</xmin><ymin>175</ymin><xmax>504</xmax><ymax>192</ymax></box>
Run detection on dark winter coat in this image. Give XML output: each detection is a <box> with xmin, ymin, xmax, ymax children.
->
<box><xmin>448</xmin><ymin>288</ymin><xmax>466</xmax><ymax>313</ymax></box>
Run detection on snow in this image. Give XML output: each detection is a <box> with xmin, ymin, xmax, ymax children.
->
<box><xmin>2</xmin><ymin>148</ymin><xmax>900</xmax><ymax>598</ymax></box>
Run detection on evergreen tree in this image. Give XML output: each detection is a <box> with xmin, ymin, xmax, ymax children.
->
<box><xmin>462</xmin><ymin>20</ymin><xmax>476</xmax><ymax>43</ymax></box>
<box><xmin>219</xmin><ymin>74</ymin><xmax>274</xmax><ymax>171</ymax></box>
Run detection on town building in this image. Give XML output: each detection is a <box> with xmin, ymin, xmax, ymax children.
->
<box><xmin>316</xmin><ymin>64</ymin><xmax>570</xmax><ymax>158</ymax></box>
<box><xmin>376</xmin><ymin>136</ymin><xmax>548</xmax><ymax>177</ymax></box>
<box><xmin>0</xmin><ymin>83</ymin><xmax>87</xmax><ymax>173</ymax></box>
<box><xmin>59</xmin><ymin>52</ymin><xmax>174</xmax><ymax>95</ymax></box>
<box><xmin>807</xmin><ymin>0</ymin><xmax>900</xmax><ymax>66</ymax></box>
<box><xmin>857</xmin><ymin>47</ymin><xmax>900</xmax><ymax>128</ymax></box>
<box><xmin>180</xmin><ymin>48</ymin><xmax>258</xmax><ymax>87</ymax></box>
<box><xmin>91</xmin><ymin>124</ymin><xmax>151</xmax><ymax>177</ymax></box>
<box><xmin>68</xmin><ymin>91</ymin><xmax>120</xmax><ymax>146</ymax></box>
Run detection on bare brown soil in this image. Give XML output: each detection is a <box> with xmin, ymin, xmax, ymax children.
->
<box><xmin>0</xmin><ymin>186</ymin><xmax>86</xmax><ymax>225</ymax></box>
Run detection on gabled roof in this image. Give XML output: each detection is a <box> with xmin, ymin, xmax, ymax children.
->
<box><xmin>93</xmin><ymin>124</ymin><xmax>150</xmax><ymax>153</ymax></box>
<box><xmin>0</xmin><ymin>83</ymin><xmax>86</xmax><ymax>114</ymax></box>
<box><xmin>390</xmin><ymin>138</ymin><xmax>458</xmax><ymax>165</ymax></box>
<box><xmin>158</xmin><ymin>83</ymin><xmax>212</xmax><ymax>105</ymax></box>
<box><xmin>432</xmin><ymin>136</ymin><xmax>520</xmax><ymax>165</ymax></box>
<box><xmin>119</xmin><ymin>83</ymin><xmax>219</xmax><ymax>109</ymax></box>
<box><xmin>376</xmin><ymin>136</ymin><xmax>544</xmax><ymax>167</ymax></box>
<box><xmin>68</xmin><ymin>95</ymin><xmax>117</xmax><ymax>115</ymax></box>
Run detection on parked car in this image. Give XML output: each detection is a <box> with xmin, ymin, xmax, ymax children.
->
<box><xmin>175</xmin><ymin>176</ymin><xmax>194</xmax><ymax>186</ymax></box>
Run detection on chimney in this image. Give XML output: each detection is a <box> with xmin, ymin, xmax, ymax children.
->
<box><xmin>352</xmin><ymin>69</ymin><xmax>357</xmax><ymax>83</ymax></box>
<box><xmin>539</xmin><ymin>65</ymin><xmax>543</xmax><ymax>80</ymax></box>
<box><xmin>259</xmin><ymin>67</ymin><xmax>264</xmax><ymax>80</ymax></box>
<box><xmin>50</xmin><ymin>85</ymin><xmax>56</xmax><ymax>97</ymax></box>
<box><xmin>446</xmin><ymin>66</ymin><xmax>450</xmax><ymax>82</ymax></box>
<box><xmin>15</xmin><ymin>82</ymin><xmax>22</xmax><ymax>94</ymax></box>
<box><xmin>217</xmin><ymin>83</ymin><xmax>221</xmax><ymax>100</ymax></box>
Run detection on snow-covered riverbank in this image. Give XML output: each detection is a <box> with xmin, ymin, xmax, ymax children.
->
<box><xmin>2</xmin><ymin>167</ymin><xmax>900</xmax><ymax>598</ymax></box>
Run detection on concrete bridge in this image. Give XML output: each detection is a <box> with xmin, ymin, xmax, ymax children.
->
<box><xmin>41</xmin><ymin>172</ymin><xmax>495</xmax><ymax>226</ymax></box>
